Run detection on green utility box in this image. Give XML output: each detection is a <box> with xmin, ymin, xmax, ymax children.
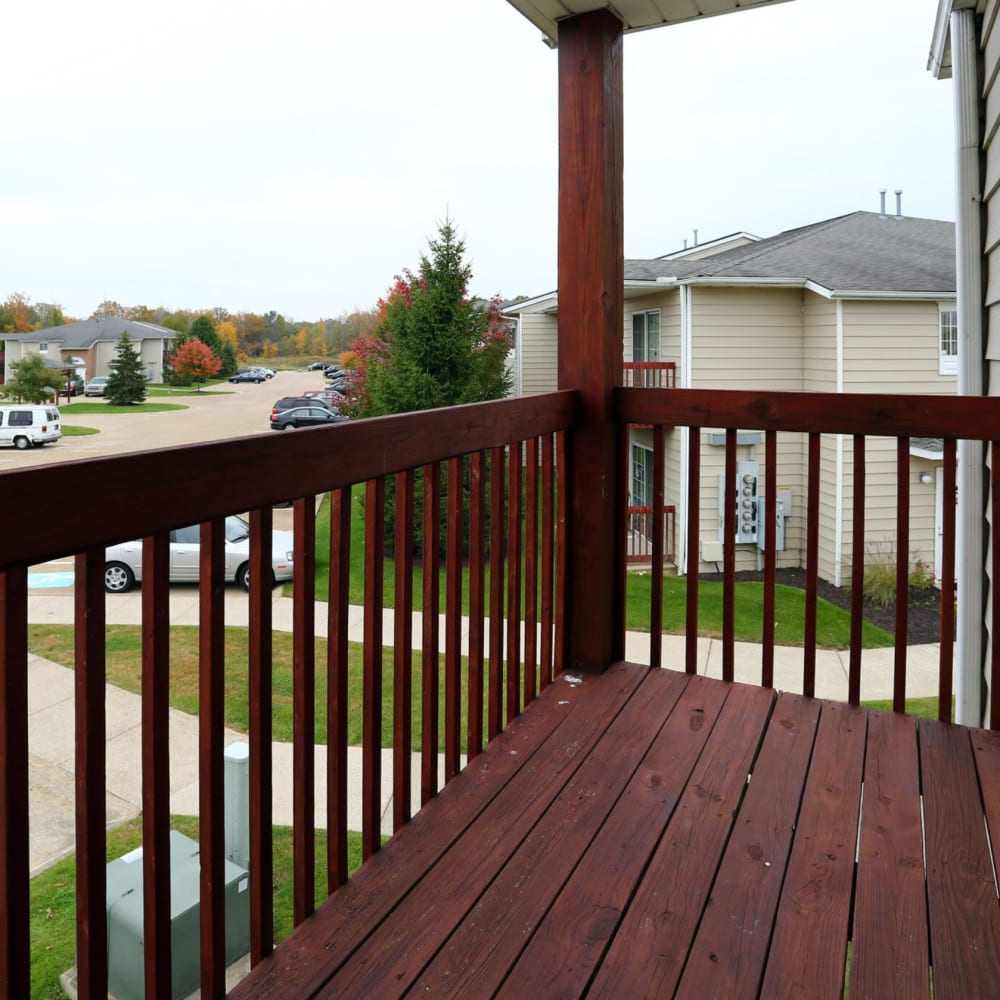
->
<box><xmin>106</xmin><ymin>830</ymin><xmax>250</xmax><ymax>999</ymax></box>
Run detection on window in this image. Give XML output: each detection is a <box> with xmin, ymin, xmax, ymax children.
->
<box><xmin>38</xmin><ymin>342</ymin><xmax>48</xmax><ymax>353</ymax></box>
<box><xmin>940</xmin><ymin>308</ymin><xmax>958</xmax><ymax>375</ymax></box>
<box><xmin>632</xmin><ymin>311</ymin><xmax>660</xmax><ymax>364</ymax></box>
<box><xmin>631</xmin><ymin>445</ymin><xmax>654</xmax><ymax>508</ymax></box>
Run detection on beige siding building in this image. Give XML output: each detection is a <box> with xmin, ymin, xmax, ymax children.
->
<box><xmin>507</xmin><ymin>211</ymin><xmax>956</xmax><ymax>589</ymax></box>
<box><xmin>4</xmin><ymin>317</ymin><xmax>176</xmax><ymax>386</ymax></box>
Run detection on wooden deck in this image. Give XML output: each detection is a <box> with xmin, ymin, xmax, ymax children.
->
<box><xmin>230</xmin><ymin>662</ymin><xmax>1000</xmax><ymax>999</ymax></box>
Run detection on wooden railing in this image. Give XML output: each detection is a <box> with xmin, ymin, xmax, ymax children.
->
<box><xmin>8</xmin><ymin>383</ymin><xmax>1000</xmax><ymax>994</ymax></box>
<box><xmin>0</xmin><ymin>391</ymin><xmax>577</xmax><ymax>998</ymax></box>
<box><xmin>614</xmin><ymin>386</ymin><xmax>987</xmax><ymax>722</ymax></box>
<box><xmin>625</xmin><ymin>504</ymin><xmax>676</xmax><ymax>564</ymax></box>
<box><xmin>622</xmin><ymin>361</ymin><xmax>675</xmax><ymax>388</ymax></box>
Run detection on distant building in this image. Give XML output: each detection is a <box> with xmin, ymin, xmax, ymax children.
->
<box><xmin>3</xmin><ymin>317</ymin><xmax>176</xmax><ymax>384</ymax></box>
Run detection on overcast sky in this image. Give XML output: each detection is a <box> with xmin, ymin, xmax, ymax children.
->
<box><xmin>2</xmin><ymin>0</ymin><xmax>953</xmax><ymax>322</ymax></box>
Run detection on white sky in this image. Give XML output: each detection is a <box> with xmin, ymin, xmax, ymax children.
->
<box><xmin>2</xmin><ymin>0</ymin><xmax>954</xmax><ymax>322</ymax></box>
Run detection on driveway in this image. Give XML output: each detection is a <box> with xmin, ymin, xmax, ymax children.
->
<box><xmin>0</xmin><ymin>370</ymin><xmax>324</xmax><ymax>472</ymax></box>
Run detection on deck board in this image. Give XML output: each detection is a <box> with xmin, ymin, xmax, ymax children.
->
<box><xmin>229</xmin><ymin>664</ymin><xmax>1000</xmax><ymax>1000</ymax></box>
<box><xmin>761</xmin><ymin>701</ymin><xmax>865</xmax><ymax>999</ymax></box>
<box><xmin>920</xmin><ymin>718</ymin><xmax>1000</xmax><ymax>1000</ymax></box>
<box><xmin>849</xmin><ymin>710</ymin><xmax>929</xmax><ymax>1000</ymax></box>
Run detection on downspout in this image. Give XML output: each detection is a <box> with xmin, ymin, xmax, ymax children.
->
<box><xmin>679</xmin><ymin>284</ymin><xmax>692</xmax><ymax>573</ymax></box>
<box><xmin>952</xmin><ymin>7</ymin><xmax>986</xmax><ymax>726</ymax></box>
<box><xmin>834</xmin><ymin>299</ymin><xmax>845</xmax><ymax>588</ymax></box>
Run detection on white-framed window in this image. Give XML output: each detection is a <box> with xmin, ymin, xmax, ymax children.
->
<box><xmin>38</xmin><ymin>342</ymin><xmax>48</xmax><ymax>353</ymax></box>
<box><xmin>632</xmin><ymin>310</ymin><xmax>660</xmax><ymax>364</ymax></box>
<box><xmin>939</xmin><ymin>307</ymin><xmax>958</xmax><ymax>375</ymax></box>
<box><xmin>631</xmin><ymin>444</ymin><xmax>654</xmax><ymax>508</ymax></box>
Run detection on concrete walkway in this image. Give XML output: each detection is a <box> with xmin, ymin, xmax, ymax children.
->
<box><xmin>26</xmin><ymin>585</ymin><xmax>944</xmax><ymax>875</ymax></box>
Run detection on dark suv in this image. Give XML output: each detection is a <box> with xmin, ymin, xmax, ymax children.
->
<box><xmin>272</xmin><ymin>396</ymin><xmax>339</xmax><ymax>416</ymax></box>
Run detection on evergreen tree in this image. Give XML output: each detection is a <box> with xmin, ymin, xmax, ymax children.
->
<box><xmin>106</xmin><ymin>331</ymin><xmax>148</xmax><ymax>405</ymax></box>
<box><xmin>359</xmin><ymin>220</ymin><xmax>512</xmax><ymax>418</ymax></box>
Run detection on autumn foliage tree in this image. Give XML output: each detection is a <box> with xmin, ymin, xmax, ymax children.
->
<box><xmin>355</xmin><ymin>220</ymin><xmax>512</xmax><ymax>418</ymax></box>
<box><xmin>170</xmin><ymin>338</ymin><xmax>222</xmax><ymax>389</ymax></box>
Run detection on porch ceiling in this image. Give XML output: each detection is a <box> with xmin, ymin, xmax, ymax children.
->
<box><xmin>506</xmin><ymin>0</ymin><xmax>796</xmax><ymax>45</ymax></box>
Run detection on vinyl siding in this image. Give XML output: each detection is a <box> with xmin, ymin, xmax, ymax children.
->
<box><xmin>689</xmin><ymin>286</ymin><xmax>804</xmax><ymax>391</ymax></box>
<box><xmin>802</xmin><ymin>294</ymin><xmax>837</xmax><ymax>392</ymax></box>
<box><xmin>842</xmin><ymin>300</ymin><xmax>955</xmax><ymax>396</ymax></box>
<box><xmin>516</xmin><ymin>312</ymin><xmax>558</xmax><ymax>396</ymax></box>
<box><xmin>986</xmin><ymin>0</ymin><xmax>1000</xmax><ymax>363</ymax></box>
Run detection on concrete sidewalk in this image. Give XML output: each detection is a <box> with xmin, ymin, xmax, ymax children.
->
<box><xmin>26</xmin><ymin>586</ymin><xmax>943</xmax><ymax>875</ymax></box>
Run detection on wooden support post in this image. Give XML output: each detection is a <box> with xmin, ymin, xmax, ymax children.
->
<box><xmin>557</xmin><ymin>10</ymin><xmax>625</xmax><ymax>673</ymax></box>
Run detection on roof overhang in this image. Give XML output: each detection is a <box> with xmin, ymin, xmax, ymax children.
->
<box><xmin>928</xmin><ymin>0</ymin><xmax>981</xmax><ymax>80</ymax></box>
<box><xmin>506</xmin><ymin>0</ymin><xmax>796</xmax><ymax>47</ymax></box>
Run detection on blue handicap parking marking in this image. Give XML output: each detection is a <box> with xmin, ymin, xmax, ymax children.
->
<box><xmin>28</xmin><ymin>572</ymin><xmax>75</xmax><ymax>589</ymax></box>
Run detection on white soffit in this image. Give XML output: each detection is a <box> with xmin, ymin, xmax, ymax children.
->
<box><xmin>506</xmin><ymin>0</ymin><xmax>796</xmax><ymax>45</ymax></box>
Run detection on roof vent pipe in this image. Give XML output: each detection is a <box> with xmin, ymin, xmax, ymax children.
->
<box><xmin>895</xmin><ymin>189</ymin><xmax>903</xmax><ymax>220</ymax></box>
<box><xmin>693</xmin><ymin>228</ymin><xmax>699</xmax><ymax>246</ymax></box>
<box><xmin>879</xmin><ymin>189</ymin><xmax>887</xmax><ymax>219</ymax></box>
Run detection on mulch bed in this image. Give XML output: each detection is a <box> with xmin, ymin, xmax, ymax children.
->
<box><xmin>701</xmin><ymin>567</ymin><xmax>945</xmax><ymax>646</ymax></box>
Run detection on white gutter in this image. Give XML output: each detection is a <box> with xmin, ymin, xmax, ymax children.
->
<box><xmin>834</xmin><ymin>299</ymin><xmax>845</xmax><ymax>588</ymax></box>
<box><xmin>951</xmin><ymin>6</ymin><xmax>986</xmax><ymax>726</ymax></box>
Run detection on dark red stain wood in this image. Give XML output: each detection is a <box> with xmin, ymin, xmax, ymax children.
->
<box><xmin>849</xmin><ymin>710</ymin><xmax>929</xmax><ymax>1000</ymax></box>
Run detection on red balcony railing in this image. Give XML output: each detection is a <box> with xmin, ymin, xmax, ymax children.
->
<box><xmin>0</xmin><ymin>391</ymin><xmax>577</xmax><ymax>997</ymax></box>
<box><xmin>622</xmin><ymin>360</ymin><xmax>675</xmax><ymax>388</ymax></box>
<box><xmin>6</xmin><ymin>384</ymin><xmax>1000</xmax><ymax>994</ymax></box>
<box><xmin>625</xmin><ymin>504</ymin><xmax>676</xmax><ymax>564</ymax></box>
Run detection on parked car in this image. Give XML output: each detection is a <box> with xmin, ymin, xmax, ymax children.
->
<box><xmin>270</xmin><ymin>404</ymin><xmax>346</xmax><ymax>430</ymax></box>
<box><xmin>272</xmin><ymin>395</ymin><xmax>339</xmax><ymax>415</ymax></box>
<box><xmin>230</xmin><ymin>371</ymin><xmax>265</xmax><ymax>384</ymax></box>
<box><xmin>322</xmin><ymin>363</ymin><xmax>342</xmax><ymax>376</ymax></box>
<box><xmin>248</xmin><ymin>366</ymin><xmax>276</xmax><ymax>379</ymax></box>
<box><xmin>0</xmin><ymin>404</ymin><xmax>61</xmax><ymax>449</ymax></box>
<box><xmin>61</xmin><ymin>377</ymin><xmax>84</xmax><ymax>398</ymax></box>
<box><xmin>84</xmin><ymin>377</ymin><xmax>109</xmax><ymax>396</ymax></box>
<box><xmin>307</xmin><ymin>361</ymin><xmax>336</xmax><ymax>371</ymax></box>
<box><xmin>103</xmin><ymin>514</ymin><xmax>294</xmax><ymax>593</ymax></box>
<box><xmin>302</xmin><ymin>389</ymin><xmax>345</xmax><ymax>407</ymax></box>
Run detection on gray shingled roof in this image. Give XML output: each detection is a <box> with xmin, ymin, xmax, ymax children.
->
<box><xmin>625</xmin><ymin>212</ymin><xmax>955</xmax><ymax>294</ymax></box>
<box><xmin>14</xmin><ymin>317</ymin><xmax>175</xmax><ymax>348</ymax></box>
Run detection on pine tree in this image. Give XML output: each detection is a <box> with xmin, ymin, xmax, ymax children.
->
<box><xmin>359</xmin><ymin>220</ymin><xmax>512</xmax><ymax>418</ymax></box>
<box><xmin>105</xmin><ymin>331</ymin><xmax>148</xmax><ymax>405</ymax></box>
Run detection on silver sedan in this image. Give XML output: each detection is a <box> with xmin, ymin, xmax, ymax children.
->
<box><xmin>103</xmin><ymin>515</ymin><xmax>294</xmax><ymax>593</ymax></box>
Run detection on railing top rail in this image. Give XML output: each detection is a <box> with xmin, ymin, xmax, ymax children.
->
<box><xmin>0</xmin><ymin>391</ymin><xmax>581</xmax><ymax>571</ymax></box>
<box><xmin>617</xmin><ymin>386</ymin><xmax>1000</xmax><ymax>441</ymax></box>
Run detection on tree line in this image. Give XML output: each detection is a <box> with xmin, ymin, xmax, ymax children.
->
<box><xmin>0</xmin><ymin>293</ymin><xmax>378</xmax><ymax>362</ymax></box>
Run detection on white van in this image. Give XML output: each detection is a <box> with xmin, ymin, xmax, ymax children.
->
<box><xmin>0</xmin><ymin>404</ymin><xmax>62</xmax><ymax>449</ymax></box>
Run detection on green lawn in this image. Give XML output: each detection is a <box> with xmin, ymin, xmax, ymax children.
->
<box><xmin>59</xmin><ymin>401</ymin><xmax>188</xmax><ymax>414</ymax></box>
<box><xmin>59</xmin><ymin>425</ymin><xmax>100</xmax><ymax>436</ymax></box>
<box><xmin>303</xmin><ymin>489</ymin><xmax>893</xmax><ymax>650</ymax></box>
<box><xmin>29</xmin><ymin>624</ymin><xmax>476</xmax><ymax>750</ymax></box>
<box><xmin>28</xmin><ymin>815</ymin><xmax>365</xmax><ymax>1000</ymax></box>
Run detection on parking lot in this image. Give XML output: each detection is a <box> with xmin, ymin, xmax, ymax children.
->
<box><xmin>0</xmin><ymin>369</ymin><xmax>323</xmax><ymax>472</ymax></box>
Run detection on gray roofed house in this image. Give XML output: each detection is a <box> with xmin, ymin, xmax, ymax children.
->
<box><xmin>4</xmin><ymin>317</ymin><xmax>176</xmax><ymax>385</ymax></box>
<box><xmin>623</xmin><ymin>212</ymin><xmax>955</xmax><ymax>294</ymax></box>
<box><xmin>505</xmin><ymin>207</ymin><xmax>957</xmax><ymax>592</ymax></box>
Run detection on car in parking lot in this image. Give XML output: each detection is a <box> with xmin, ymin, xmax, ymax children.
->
<box><xmin>248</xmin><ymin>366</ymin><xmax>276</xmax><ymax>379</ymax></box>
<box><xmin>103</xmin><ymin>514</ymin><xmax>294</xmax><ymax>593</ymax></box>
<box><xmin>0</xmin><ymin>404</ymin><xmax>62</xmax><ymax>448</ymax></box>
<box><xmin>230</xmin><ymin>370</ymin><xmax>266</xmax><ymax>384</ymax></box>
<box><xmin>84</xmin><ymin>376</ymin><xmax>109</xmax><ymax>396</ymax></box>
<box><xmin>270</xmin><ymin>404</ymin><xmax>346</xmax><ymax>430</ymax></box>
